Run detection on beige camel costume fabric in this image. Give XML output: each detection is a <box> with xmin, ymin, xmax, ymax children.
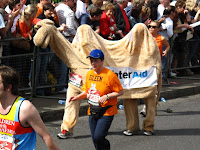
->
<box><xmin>34</xmin><ymin>19</ymin><xmax>162</xmax><ymax>133</ymax></box>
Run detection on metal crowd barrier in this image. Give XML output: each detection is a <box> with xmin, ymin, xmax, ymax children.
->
<box><xmin>0</xmin><ymin>35</ymin><xmax>199</xmax><ymax>100</ymax></box>
<box><xmin>167</xmin><ymin>37</ymin><xmax>200</xmax><ymax>82</ymax></box>
<box><xmin>0</xmin><ymin>38</ymin><xmax>68</xmax><ymax>100</ymax></box>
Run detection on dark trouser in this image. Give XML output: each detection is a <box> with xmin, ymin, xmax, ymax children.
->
<box><xmin>89</xmin><ymin>115</ymin><xmax>114</xmax><ymax>150</ymax></box>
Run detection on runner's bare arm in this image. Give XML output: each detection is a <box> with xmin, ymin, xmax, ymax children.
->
<box><xmin>99</xmin><ymin>90</ymin><xmax>123</xmax><ymax>103</ymax></box>
<box><xmin>20</xmin><ymin>100</ymin><xmax>60</xmax><ymax>150</ymax></box>
<box><xmin>69</xmin><ymin>91</ymin><xmax>87</xmax><ymax>102</ymax></box>
<box><xmin>162</xmin><ymin>36</ymin><xmax>170</xmax><ymax>57</ymax></box>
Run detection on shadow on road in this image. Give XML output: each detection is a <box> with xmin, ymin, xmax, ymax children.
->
<box><xmin>155</xmin><ymin>129</ymin><xmax>200</xmax><ymax>136</ymax></box>
<box><xmin>157</xmin><ymin>110</ymin><xmax>200</xmax><ymax>116</ymax></box>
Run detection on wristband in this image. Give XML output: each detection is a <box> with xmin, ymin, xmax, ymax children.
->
<box><xmin>106</xmin><ymin>94</ymin><xmax>110</xmax><ymax>100</ymax></box>
<box><xmin>110</xmin><ymin>27</ymin><xmax>114</xmax><ymax>31</ymax></box>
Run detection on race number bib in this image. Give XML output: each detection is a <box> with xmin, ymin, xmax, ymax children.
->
<box><xmin>87</xmin><ymin>83</ymin><xmax>100</xmax><ymax>106</ymax></box>
<box><xmin>87</xmin><ymin>92</ymin><xmax>100</xmax><ymax>106</ymax></box>
<box><xmin>0</xmin><ymin>134</ymin><xmax>15</xmax><ymax>150</ymax></box>
<box><xmin>69</xmin><ymin>73</ymin><xmax>82</xmax><ymax>87</ymax></box>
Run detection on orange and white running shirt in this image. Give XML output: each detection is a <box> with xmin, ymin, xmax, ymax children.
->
<box><xmin>82</xmin><ymin>67</ymin><xmax>123</xmax><ymax>116</ymax></box>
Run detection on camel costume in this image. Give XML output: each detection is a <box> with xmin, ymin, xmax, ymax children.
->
<box><xmin>33</xmin><ymin>19</ymin><xmax>162</xmax><ymax>134</ymax></box>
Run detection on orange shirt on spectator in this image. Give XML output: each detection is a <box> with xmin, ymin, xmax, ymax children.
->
<box><xmin>15</xmin><ymin>18</ymin><xmax>41</xmax><ymax>38</ymax></box>
<box><xmin>36</xmin><ymin>5</ymin><xmax>59</xmax><ymax>25</ymax></box>
<box><xmin>36</xmin><ymin>5</ymin><xmax>43</xmax><ymax>18</ymax></box>
<box><xmin>155</xmin><ymin>34</ymin><xmax>163</xmax><ymax>56</ymax></box>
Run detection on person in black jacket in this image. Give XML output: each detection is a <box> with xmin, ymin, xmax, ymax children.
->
<box><xmin>114</xmin><ymin>0</ymin><xmax>130</xmax><ymax>40</ymax></box>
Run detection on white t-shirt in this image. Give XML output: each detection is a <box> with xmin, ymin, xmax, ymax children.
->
<box><xmin>5</xmin><ymin>5</ymin><xmax>11</xmax><ymax>13</ymax></box>
<box><xmin>170</xmin><ymin>0</ymin><xmax>177</xmax><ymax>6</ymax></box>
<box><xmin>75</xmin><ymin>0</ymin><xmax>87</xmax><ymax>19</ymax></box>
<box><xmin>0</xmin><ymin>14</ymin><xmax>5</xmax><ymax>29</ymax></box>
<box><xmin>56</xmin><ymin>3</ymin><xmax>77</xmax><ymax>38</ymax></box>
<box><xmin>9</xmin><ymin>5</ymin><xmax>27</xmax><ymax>33</ymax></box>
<box><xmin>157</xmin><ymin>4</ymin><xmax>166</xmax><ymax>20</ymax></box>
<box><xmin>159</xmin><ymin>17</ymin><xmax>173</xmax><ymax>40</ymax></box>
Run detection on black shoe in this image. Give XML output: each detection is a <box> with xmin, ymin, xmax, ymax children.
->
<box><xmin>140</xmin><ymin>111</ymin><xmax>146</xmax><ymax>117</ymax></box>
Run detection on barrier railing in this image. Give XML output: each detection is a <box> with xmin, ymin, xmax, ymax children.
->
<box><xmin>0</xmin><ymin>34</ymin><xmax>199</xmax><ymax>100</ymax></box>
<box><xmin>0</xmin><ymin>37</ymin><xmax>68</xmax><ymax>100</ymax></box>
<box><xmin>167</xmin><ymin>38</ymin><xmax>200</xmax><ymax>81</ymax></box>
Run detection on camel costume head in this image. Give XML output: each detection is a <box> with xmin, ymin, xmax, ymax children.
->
<box><xmin>34</xmin><ymin>19</ymin><xmax>162</xmax><ymax>100</ymax></box>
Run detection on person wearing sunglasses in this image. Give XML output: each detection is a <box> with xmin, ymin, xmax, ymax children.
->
<box><xmin>140</xmin><ymin>20</ymin><xmax>170</xmax><ymax>120</ymax></box>
<box><xmin>148</xmin><ymin>21</ymin><xmax>170</xmax><ymax>59</ymax></box>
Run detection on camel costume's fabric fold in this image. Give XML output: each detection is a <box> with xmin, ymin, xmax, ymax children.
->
<box><xmin>33</xmin><ymin>19</ymin><xmax>162</xmax><ymax>101</ymax></box>
<box><xmin>34</xmin><ymin>19</ymin><xmax>161</xmax><ymax>133</ymax></box>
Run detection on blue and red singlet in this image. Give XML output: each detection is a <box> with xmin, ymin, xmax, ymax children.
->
<box><xmin>0</xmin><ymin>96</ymin><xmax>36</xmax><ymax>150</ymax></box>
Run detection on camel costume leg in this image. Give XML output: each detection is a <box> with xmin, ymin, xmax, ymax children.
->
<box><xmin>143</xmin><ymin>96</ymin><xmax>157</xmax><ymax>133</ymax></box>
<box><xmin>124</xmin><ymin>99</ymin><xmax>140</xmax><ymax>133</ymax></box>
<box><xmin>61</xmin><ymin>84</ymin><xmax>82</xmax><ymax>134</ymax></box>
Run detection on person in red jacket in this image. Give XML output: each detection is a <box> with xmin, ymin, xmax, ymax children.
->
<box><xmin>100</xmin><ymin>3</ymin><xmax>123</xmax><ymax>40</ymax></box>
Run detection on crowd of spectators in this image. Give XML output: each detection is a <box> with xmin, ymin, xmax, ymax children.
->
<box><xmin>0</xmin><ymin>0</ymin><xmax>200</xmax><ymax>95</ymax></box>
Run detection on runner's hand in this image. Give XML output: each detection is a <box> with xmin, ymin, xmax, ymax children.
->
<box><xmin>69</xmin><ymin>96</ymin><xmax>75</xmax><ymax>102</ymax></box>
<box><xmin>99</xmin><ymin>95</ymin><xmax>107</xmax><ymax>104</ymax></box>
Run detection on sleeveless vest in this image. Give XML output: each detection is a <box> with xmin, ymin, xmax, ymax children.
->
<box><xmin>0</xmin><ymin>96</ymin><xmax>36</xmax><ymax>150</ymax></box>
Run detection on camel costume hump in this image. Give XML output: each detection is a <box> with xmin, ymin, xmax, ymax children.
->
<box><xmin>33</xmin><ymin>20</ymin><xmax>162</xmax><ymax>100</ymax></box>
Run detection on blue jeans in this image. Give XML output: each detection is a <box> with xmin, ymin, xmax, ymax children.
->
<box><xmin>162</xmin><ymin>45</ymin><xmax>169</xmax><ymax>78</ymax></box>
<box><xmin>52</xmin><ymin>54</ymin><xmax>68</xmax><ymax>91</ymax></box>
<box><xmin>162</xmin><ymin>55</ymin><xmax>168</xmax><ymax>78</ymax></box>
<box><xmin>89</xmin><ymin>115</ymin><xmax>114</xmax><ymax>150</ymax></box>
<box><xmin>36</xmin><ymin>46</ymin><xmax>52</xmax><ymax>95</ymax></box>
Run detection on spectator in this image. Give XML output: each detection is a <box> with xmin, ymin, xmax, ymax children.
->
<box><xmin>55</xmin><ymin>0</ymin><xmax>78</xmax><ymax>93</ymax></box>
<box><xmin>160</xmin><ymin>6</ymin><xmax>175</xmax><ymax>40</ymax></box>
<box><xmin>141</xmin><ymin>6</ymin><xmax>151</xmax><ymax>26</ymax></box>
<box><xmin>186</xmin><ymin>0</ymin><xmax>200</xmax><ymax>71</ymax></box>
<box><xmin>125</xmin><ymin>0</ymin><xmax>145</xmax><ymax>18</ymax></box>
<box><xmin>157</xmin><ymin>0</ymin><xmax>170</xmax><ymax>20</ymax></box>
<box><xmin>36</xmin><ymin>0</ymin><xmax>51</xmax><ymax>18</ymax></box>
<box><xmin>171</xmin><ymin>0</ymin><xmax>194</xmax><ymax>76</ymax></box>
<box><xmin>159</xmin><ymin>6</ymin><xmax>176</xmax><ymax>77</ymax></box>
<box><xmin>0</xmin><ymin>8</ymin><xmax>14</xmax><ymax>66</ymax></box>
<box><xmin>0</xmin><ymin>0</ymin><xmax>9</xmax><ymax>9</ymax></box>
<box><xmin>87</xmin><ymin>0</ymin><xmax>103</xmax><ymax>11</ymax></box>
<box><xmin>149</xmin><ymin>20</ymin><xmax>170</xmax><ymax>79</ymax></box>
<box><xmin>11</xmin><ymin>4</ymin><xmax>40</xmax><ymax>88</ymax></box>
<box><xmin>114</xmin><ymin>0</ymin><xmax>130</xmax><ymax>39</ymax></box>
<box><xmin>36</xmin><ymin>3</ymin><xmax>66</xmax><ymax>95</ymax></box>
<box><xmin>21</xmin><ymin>0</ymin><xmax>27</xmax><ymax>7</ymax></box>
<box><xmin>69</xmin><ymin>49</ymin><xmax>123</xmax><ymax>149</ymax></box>
<box><xmin>0</xmin><ymin>9</ymin><xmax>13</xmax><ymax>38</ymax></box>
<box><xmin>100</xmin><ymin>3</ymin><xmax>124</xmax><ymax>39</ymax></box>
<box><xmin>75</xmin><ymin>0</ymin><xmax>87</xmax><ymax>20</ymax></box>
<box><xmin>144</xmin><ymin>0</ymin><xmax>150</xmax><ymax>7</ymax></box>
<box><xmin>140</xmin><ymin>23</ymin><xmax>169</xmax><ymax>119</ymax></box>
<box><xmin>80</xmin><ymin>7</ymin><xmax>102</xmax><ymax>34</ymax></box>
<box><xmin>147</xmin><ymin>0</ymin><xmax>160</xmax><ymax>20</ymax></box>
<box><xmin>0</xmin><ymin>65</ymin><xmax>59</xmax><ymax>150</ymax></box>
<box><xmin>129</xmin><ymin>4</ymin><xmax>143</xmax><ymax>28</ymax></box>
<box><xmin>101</xmin><ymin>0</ymin><xmax>110</xmax><ymax>11</ymax></box>
<box><xmin>36</xmin><ymin>0</ymin><xmax>60</xmax><ymax>29</ymax></box>
<box><xmin>5</xmin><ymin>0</ymin><xmax>23</xmax><ymax>34</ymax></box>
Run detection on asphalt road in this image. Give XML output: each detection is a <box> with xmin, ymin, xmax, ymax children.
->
<box><xmin>36</xmin><ymin>94</ymin><xmax>200</xmax><ymax>150</ymax></box>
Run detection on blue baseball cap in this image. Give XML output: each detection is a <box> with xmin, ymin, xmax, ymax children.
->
<box><xmin>87</xmin><ymin>49</ymin><xmax>104</xmax><ymax>60</ymax></box>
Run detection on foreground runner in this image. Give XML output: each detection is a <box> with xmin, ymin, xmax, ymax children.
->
<box><xmin>68</xmin><ymin>49</ymin><xmax>123</xmax><ymax>150</ymax></box>
<box><xmin>0</xmin><ymin>65</ymin><xmax>59</xmax><ymax>150</ymax></box>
